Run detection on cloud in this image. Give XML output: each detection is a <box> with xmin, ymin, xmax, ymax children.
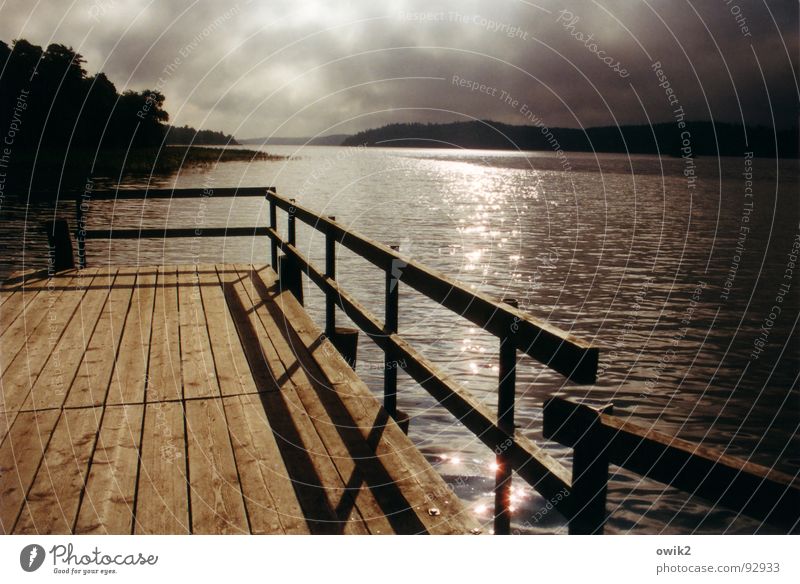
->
<box><xmin>1</xmin><ymin>0</ymin><xmax>797</xmax><ymax>137</ymax></box>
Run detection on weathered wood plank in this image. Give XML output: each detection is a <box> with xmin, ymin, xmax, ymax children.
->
<box><xmin>0</xmin><ymin>409</ymin><xmax>61</xmax><ymax>533</ymax></box>
<box><xmin>146</xmin><ymin>266</ymin><xmax>181</xmax><ymax>403</ymax></box>
<box><xmin>0</xmin><ymin>269</ymin><xmax>110</xmax><ymax>416</ymax></box>
<box><xmin>134</xmin><ymin>401</ymin><xmax>189</xmax><ymax>534</ymax></box>
<box><xmin>0</xmin><ymin>269</ymin><xmax>87</xmax><ymax>377</ymax></box>
<box><xmin>216</xmin><ymin>265</ymin><xmax>281</xmax><ymax>392</ymax></box>
<box><xmin>14</xmin><ymin>407</ymin><xmax>102</xmax><ymax>534</ymax></box>
<box><xmin>197</xmin><ymin>265</ymin><xmax>257</xmax><ymax>397</ymax></box>
<box><xmin>74</xmin><ymin>404</ymin><xmax>144</xmax><ymax>534</ymax></box>
<box><xmin>225</xmin><ymin>266</ymin><xmax>369</xmax><ymax>534</ymax></box>
<box><xmin>264</xmin><ymin>256</ymin><xmax>575</xmax><ymax>510</ymax></box>
<box><xmin>19</xmin><ymin>269</ymin><xmax>116</xmax><ymax>412</ymax></box>
<box><xmin>222</xmin><ymin>394</ymin><xmax>308</xmax><ymax>534</ymax></box>
<box><xmin>107</xmin><ymin>268</ymin><xmax>157</xmax><ymax>405</ymax></box>
<box><xmin>252</xmin><ymin>266</ymin><xmax>478</xmax><ymax>534</ymax></box>
<box><xmin>66</xmin><ymin>268</ymin><xmax>135</xmax><ymax>408</ymax></box>
<box><xmin>2</xmin><ymin>267</ymin><xmax>50</xmax><ymax>287</ymax></box>
<box><xmin>0</xmin><ymin>269</ymin><xmax>55</xmax><ymax>329</ymax></box>
<box><xmin>177</xmin><ymin>265</ymin><xmax>220</xmax><ymax>400</ymax></box>
<box><xmin>185</xmin><ymin>398</ymin><xmax>248</xmax><ymax>534</ymax></box>
<box><xmin>234</xmin><ymin>266</ymin><xmax>397</xmax><ymax>534</ymax></box>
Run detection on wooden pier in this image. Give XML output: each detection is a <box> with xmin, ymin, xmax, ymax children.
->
<box><xmin>2</xmin><ymin>186</ymin><xmax>797</xmax><ymax>535</ymax></box>
<box><xmin>0</xmin><ymin>264</ymin><xmax>477</xmax><ymax>534</ymax></box>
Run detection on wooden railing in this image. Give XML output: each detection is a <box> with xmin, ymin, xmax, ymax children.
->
<box><xmin>264</xmin><ymin>188</ymin><xmax>596</xmax><ymax>535</ymax></box>
<box><xmin>543</xmin><ymin>397</ymin><xmax>800</xmax><ymax>534</ymax></box>
<box><xmin>43</xmin><ymin>186</ymin><xmax>799</xmax><ymax>535</ymax></box>
<box><xmin>74</xmin><ymin>187</ymin><xmax>270</xmax><ymax>268</ymax></box>
<box><xmin>264</xmin><ymin>188</ymin><xmax>799</xmax><ymax>535</ymax></box>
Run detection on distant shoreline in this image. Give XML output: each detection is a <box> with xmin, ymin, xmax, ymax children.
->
<box><xmin>1</xmin><ymin>146</ymin><xmax>286</xmax><ymax>197</ymax></box>
<box><xmin>336</xmin><ymin>120</ymin><xmax>799</xmax><ymax>159</ymax></box>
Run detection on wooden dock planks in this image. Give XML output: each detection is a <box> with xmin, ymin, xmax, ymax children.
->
<box><xmin>14</xmin><ymin>407</ymin><xmax>102</xmax><ymax>534</ymax></box>
<box><xmin>185</xmin><ymin>398</ymin><xmax>248</xmax><ymax>534</ymax></box>
<box><xmin>249</xmin><ymin>264</ymin><xmax>476</xmax><ymax>534</ymax></box>
<box><xmin>106</xmin><ymin>269</ymin><xmax>156</xmax><ymax>405</ymax></box>
<box><xmin>19</xmin><ymin>269</ymin><xmax>117</xmax><ymax>413</ymax></box>
<box><xmin>232</xmin><ymin>264</ymin><xmax>391</xmax><ymax>534</ymax></box>
<box><xmin>222</xmin><ymin>393</ymin><xmax>308</xmax><ymax>534</ymax></box>
<box><xmin>147</xmin><ymin>266</ymin><xmax>182</xmax><ymax>403</ymax></box>
<box><xmin>0</xmin><ymin>263</ymin><xmax>477</xmax><ymax>535</ymax></box>
<box><xmin>198</xmin><ymin>265</ymin><xmax>258</xmax><ymax>397</ymax></box>
<box><xmin>75</xmin><ymin>404</ymin><xmax>144</xmax><ymax>534</ymax></box>
<box><xmin>1</xmin><ymin>269</ymin><xmax>110</xmax><ymax>419</ymax></box>
<box><xmin>134</xmin><ymin>401</ymin><xmax>189</xmax><ymax>534</ymax></box>
<box><xmin>0</xmin><ymin>409</ymin><xmax>61</xmax><ymax>533</ymax></box>
<box><xmin>177</xmin><ymin>265</ymin><xmax>220</xmax><ymax>400</ymax></box>
<box><xmin>66</xmin><ymin>268</ymin><xmax>136</xmax><ymax>408</ymax></box>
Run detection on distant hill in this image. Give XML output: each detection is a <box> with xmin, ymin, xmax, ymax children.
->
<box><xmin>341</xmin><ymin>120</ymin><xmax>798</xmax><ymax>158</ymax></box>
<box><xmin>165</xmin><ymin>125</ymin><xmax>238</xmax><ymax>145</ymax></box>
<box><xmin>237</xmin><ymin>134</ymin><xmax>349</xmax><ymax>146</ymax></box>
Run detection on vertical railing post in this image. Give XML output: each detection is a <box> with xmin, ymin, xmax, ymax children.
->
<box><xmin>268</xmin><ymin>193</ymin><xmax>277</xmax><ymax>271</ymax></box>
<box><xmin>287</xmin><ymin>198</ymin><xmax>296</xmax><ymax>246</ymax></box>
<box><xmin>278</xmin><ymin>198</ymin><xmax>304</xmax><ymax>304</ymax></box>
<box><xmin>384</xmin><ymin>244</ymin><xmax>400</xmax><ymax>419</ymax></box>
<box><xmin>43</xmin><ymin>219</ymin><xmax>75</xmax><ymax>272</ymax></box>
<box><xmin>494</xmin><ymin>298</ymin><xmax>518</xmax><ymax>535</ymax></box>
<box><xmin>568</xmin><ymin>402</ymin><xmax>613</xmax><ymax>535</ymax></box>
<box><xmin>325</xmin><ymin>216</ymin><xmax>336</xmax><ymax>338</ymax></box>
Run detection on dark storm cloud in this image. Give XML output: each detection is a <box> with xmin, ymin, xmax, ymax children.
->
<box><xmin>1</xmin><ymin>0</ymin><xmax>796</xmax><ymax>137</ymax></box>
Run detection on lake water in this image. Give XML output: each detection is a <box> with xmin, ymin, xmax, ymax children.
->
<box><xmin>2</xmin><ymin>145</ymin><xmax>798</xmax><ymax>534</ymax></box>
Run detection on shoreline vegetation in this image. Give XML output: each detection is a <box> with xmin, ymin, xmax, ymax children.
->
<box><xmin>0</xmin><ymin>38</ymin><xmax>282</xmax><ymax>197</ymax></box>
<box><xmin>341</xmin><ymin>120</ymin><xmax>799</xmax><ymax>158</ymax></box>
<box><xmin>243</xmin><ymin>118</ymin><xmax>798</xmax><ymax>158</ymax></box>
<box><xmin>14</xmin><ymin>144</ymin><xmax>284</xmax><ymax>176</ymax></box>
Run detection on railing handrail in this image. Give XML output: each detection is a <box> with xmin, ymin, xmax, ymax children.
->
<box><xmin>75</xmin><ymin>186</ymin><xmax>271</xmax><ymax>200</ymax></box>
<box><xmin>73</xmin><ymin>186</ymin><xmax>273</xmax><ymax>266</ymax></box>
<box><xmin>266</xmin><ymin>190</ymin><xmax>599</xmax><ymax>384</ymax></box>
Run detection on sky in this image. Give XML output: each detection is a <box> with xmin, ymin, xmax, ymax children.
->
<box><xmin>0</xmin><ymin>0</ymin><xmax>797</xmax><ymax>138</ymax></box>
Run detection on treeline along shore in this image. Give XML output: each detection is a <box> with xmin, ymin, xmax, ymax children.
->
<box><xmin>0</xmin><ymin>38</ymin><xmax>282</xmax><ymax>198</ymax></box>
<box><xmin>341</xmin><ymin>120</ymin><xmax>798</xmax><ymax>158</ymax></box>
